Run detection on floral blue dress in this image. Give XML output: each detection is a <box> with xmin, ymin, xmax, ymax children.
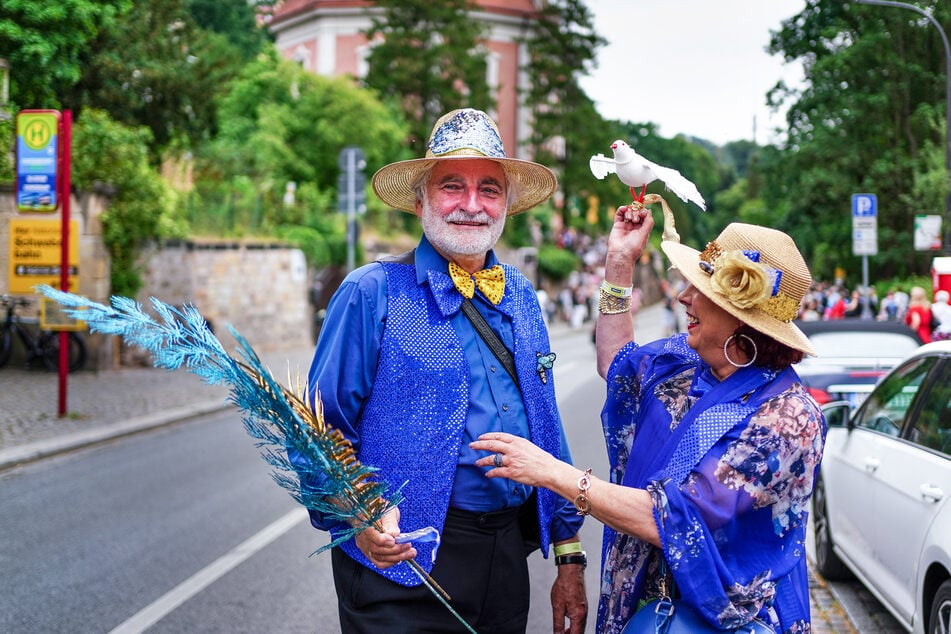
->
<box><xmin>598</xmin><ymin>334</ymin><xmax>825</xmax><ymax>634</ymax></box>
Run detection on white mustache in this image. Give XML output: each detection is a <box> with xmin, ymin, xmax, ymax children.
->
<box><xmin>444</xmin><ymin>211</ymin><xmax>494</xmax><ymax>225</ymax></box>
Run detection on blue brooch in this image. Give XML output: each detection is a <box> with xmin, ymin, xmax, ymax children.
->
<box><xmin>536</xmin><ymin>351</ymin><xmax>556</xmax><ymax>384</ymax></box>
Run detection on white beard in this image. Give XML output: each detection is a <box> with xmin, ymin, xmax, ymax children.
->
<box><xmin>420</xmin><ymin>200</ymin><xmax>506</xmax><ymax>257</ymax></box>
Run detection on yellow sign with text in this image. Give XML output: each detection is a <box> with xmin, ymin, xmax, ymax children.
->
<box><xmin>8</xmin><ymin>218</ymin><xmax>79</xmax><ymax>294</ymax></box>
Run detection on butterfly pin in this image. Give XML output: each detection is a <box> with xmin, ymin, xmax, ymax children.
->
<box><xmin>536</xmin><ymin>351</ymin><xmax>556</xmax><ymax>384</ymax></box>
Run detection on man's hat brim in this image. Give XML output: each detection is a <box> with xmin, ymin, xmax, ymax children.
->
<box><xmin>371</xmin><ymin>153</ymin><xmax>557</xmax><ymax>216</ymax></box>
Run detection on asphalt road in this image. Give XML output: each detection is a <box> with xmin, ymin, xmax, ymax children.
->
<box><xmin>0</xmin><ymin>410</ymin><xmax>336</xmax><ymax>632</ymax></box>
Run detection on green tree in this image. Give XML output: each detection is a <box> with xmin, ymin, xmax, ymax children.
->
<box><xmin>62</xmin><ymin>0</ymin><xmax>255</xmax><ymax>156</ymax></box>
<box><xmin>72</xmin><ymin>109</ymin><xmax>187</xmax><ymax>296</ymax></box>
<box><xmin>187</xmin><ymin>0</ymin><xmax>271</xmax><ymax>60</ymax></box>
<box><xmin>362</xmin><ymin>0</ymin><xmax>491</xmax><ymax>151</ymax></box>
<box><xmin>0</xmin><ymin>0</ymin><xmax>132</xmax><ymax>109</ymax></box>
<box><xmin>767</xmin><ymin>0</ymin><xmax>951</xmax><ymax>281</ymax></box>
<box><xmin>522</xmin><ymin>0</ymin><xmax>607</xmax><ymax>224</ymax></box>
<box><xmin>196</xmin><ymin>50</ymin><xmax>409</xmax><ymax>253</ymax></box>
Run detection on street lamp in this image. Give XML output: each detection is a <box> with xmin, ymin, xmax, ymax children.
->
<box><xmin>855</xmin><ymin>0</ymin><xmax>951</xmax><ymax>254</ymax></box>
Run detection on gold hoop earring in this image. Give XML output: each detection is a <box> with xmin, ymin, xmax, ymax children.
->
<box><xmin>724</xmin><ymin>333</ymin><xmax>757</xmax><ymax>368</ymax></box>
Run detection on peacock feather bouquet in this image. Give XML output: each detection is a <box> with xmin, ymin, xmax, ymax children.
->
<box><xmin>35</xmin><ymin>285</ymin><xmax>471</xmax><ymax>629</ymax></box>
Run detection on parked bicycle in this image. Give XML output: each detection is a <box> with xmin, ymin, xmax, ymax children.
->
<box><xmin>0</xmin><ymin>294</ymin><xmax>87</xmax><ymax>372</ymax></box>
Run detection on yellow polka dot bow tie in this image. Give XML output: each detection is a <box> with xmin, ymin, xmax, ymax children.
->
<box><xmin>448</xmin><ymin>261</ymin><xmax>505</xmax><ymax>305</ymax></box>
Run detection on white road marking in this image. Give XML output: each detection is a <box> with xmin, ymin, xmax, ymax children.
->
<box><xmin>110</xmin><ymin>507</ymin><xmax>308</xmax><ymax>633</ymax></box>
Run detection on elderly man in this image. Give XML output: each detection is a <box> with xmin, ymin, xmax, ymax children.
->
<box><xmin>291</xmin><ymin>109</ymin><xmax>587</xmax><ymax>633</ymax></box>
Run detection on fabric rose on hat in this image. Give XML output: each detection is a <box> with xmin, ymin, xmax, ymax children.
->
<box><xmin>709</xmin><ymin>251</ymin><xmax>771</xmax><ymax>309</ymax></box>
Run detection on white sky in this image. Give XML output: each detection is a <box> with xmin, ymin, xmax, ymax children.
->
<box><xmin>579</xmin><ymin>0</ymin><xmax>807</xmax><ymax>146</ymax></box>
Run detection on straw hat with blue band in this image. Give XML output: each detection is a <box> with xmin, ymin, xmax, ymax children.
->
<box><xmin>661</xmin><ymin>222</ymin><xmax>816</xmax><ymax>356</ymax></box>
<box><xmin>371</xmin><ymin>108</ymin><xmax>558</xmax><ymax>215</ymax></box>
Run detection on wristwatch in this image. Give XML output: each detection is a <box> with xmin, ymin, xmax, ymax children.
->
<box><xmin>555</xmin><ymin>552</ymin><xmax>587</xmax><ymax>568</ymax></box>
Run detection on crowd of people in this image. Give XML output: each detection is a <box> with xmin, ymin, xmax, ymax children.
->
<box><xmin>534</xmin><ymin>241</ymin><xmax>951</xmax><ymax>350</ymax></box>
<box><xmin>799</xmin><ymin>280</ymin><xmax>951</xmax><ymax>342</ymax></box>
<box><xmin>538</xmin><ymin>228</ymin><xmax>691</xmax><ymax>338</ymax></box>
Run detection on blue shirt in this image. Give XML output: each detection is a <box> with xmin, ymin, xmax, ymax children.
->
<box><xmin>307</xmin><ymin>235</ymin><xmax>580</xmax><ymax>538</ymax></box>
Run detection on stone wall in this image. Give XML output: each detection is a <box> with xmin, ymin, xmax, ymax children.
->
<box><xmin>1</xmin><ymin>186</ymin><xmax>311</xmax><ymax>370</ymax></box>
<box><xmin>136</xmin><ymin>241</ymin><xmax>311</xmax><ymax>357</ymax></box>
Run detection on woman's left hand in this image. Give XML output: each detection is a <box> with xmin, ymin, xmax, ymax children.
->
<box><xmin>470</xmin><ymin>432</ymin><xmax>557</xmax><ymax>487</ymax></box>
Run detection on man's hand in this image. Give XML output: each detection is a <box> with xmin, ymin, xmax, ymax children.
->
<box><xmin>353</xmin><ymin>507</ymin><xmax>416</xmax><ymax>569</ymax></box>
<box><xmin>551</xmin><ymin>562</ymin><xmax>587</xmax><ymax>633</ymax></box>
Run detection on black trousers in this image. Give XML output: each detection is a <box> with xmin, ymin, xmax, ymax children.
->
<box><xmin>332</xmin><ymin>506</ymin><xmax>531</xmax><ymax>633</ymax></box>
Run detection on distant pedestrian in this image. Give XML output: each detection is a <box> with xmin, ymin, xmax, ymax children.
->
<box><xmin>878</xmin><ymin>289</ymin><xmax>899</xmax><ymax>321</ymax></box>
<box><xmin>894</xmin><ymin>288</ymin><xmax>909</xmax><ymax>318</ymax></box>
<box><xmin>905</xmin><ymin>286</ymin><xmax>933</xmax><ymax>343</ymax></box>
<box><xmin>843</xmin><ymin>289</ymin><xmax>862</xmax><ymax>318</ymax></box>
<box><xmin>800</xmin><ymin>298</ymin><xmax>821</xmax><ymax>321</ymax></box>
<box><xmin>824</xmin><ymin>293</ymin><xmax>846</xmax><ymax>320</ymax></box>
<box><xmin>931</xmin><ymin>290</ymin><xmax>951</xmax><ymax>341</ymax></box>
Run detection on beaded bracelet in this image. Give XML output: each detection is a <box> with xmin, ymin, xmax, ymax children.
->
<box><xmin>598</xmin><ymin>288</ymin><xmax>632</xmax><ymax>315</ymax></box>
<box><xmin>573</xmin><ymin>468</ymin><xmax>592</xmax><ymax>516</ymax></box>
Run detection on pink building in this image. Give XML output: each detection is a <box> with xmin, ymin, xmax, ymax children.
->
<box><xmin>267</xmin><ymin>0</ymin><xmax>545</xmax><ymax>160</ymax></box>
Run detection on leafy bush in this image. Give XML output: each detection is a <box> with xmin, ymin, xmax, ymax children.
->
<box><xmin>72</xmin><ymin>109</ymin><xmax>186</xmax><ymax>296</ymax></box>
<box><xmin>537</xmin><ymin>244</ymin><xmax>580</xmax><ymax>282</ymax></box>
<box><xmin>0</xmin><ymin>110</ymin><xmax>15</xmax><ymax>183</ymax></box>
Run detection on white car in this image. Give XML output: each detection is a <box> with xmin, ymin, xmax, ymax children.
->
<box><xmin>814</xmin><ymin>341</ymin><xmax>951</xmax><ymax>634</ymax></box>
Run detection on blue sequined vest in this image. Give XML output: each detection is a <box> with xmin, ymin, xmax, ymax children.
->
<box><xmin>333</xmin><ymin>259</ymin><xmax>563</xmax><ymax>586</ymax></box>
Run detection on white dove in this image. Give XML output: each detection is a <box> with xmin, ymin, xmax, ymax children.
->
<box><xmin>589</xmin><ymin>140</ymin><xmax>706</xmax><ymax>211</ymax></box>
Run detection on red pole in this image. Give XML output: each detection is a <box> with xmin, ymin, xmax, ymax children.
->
<box><xmin>58</xmin><ymin>110</ymin><xmax>72</xmax><ymax>417</ymax></box>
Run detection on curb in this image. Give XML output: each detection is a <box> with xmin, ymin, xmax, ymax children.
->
<box><xmin>0</xmin><ymin>400</ymin><xmax>231</xmax><ymax>472</ymax></box>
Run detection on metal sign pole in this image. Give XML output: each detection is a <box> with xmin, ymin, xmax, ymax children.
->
<box><xmin>58</xmin><ymin>110</ymin><xmax>72</xmax><ymax>416</ymax></box>
<box><xmin>347</xmin><ymin>149</ymin><xmax>356</xmax><ymax>273</ymax></box>
<box><xmin>861</xmin><ymin>255</ymin><xmax>873</xmax><ymax>319</ymax></box>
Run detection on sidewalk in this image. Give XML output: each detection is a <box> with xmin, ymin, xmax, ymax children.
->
<box><xmin>0</xmin><ymin>344</ymin><xmax>318</xmax><ymax>471</ymax></box>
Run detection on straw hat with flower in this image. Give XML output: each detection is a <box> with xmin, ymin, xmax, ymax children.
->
<box><xmin>661</xmin><ymin>223</ymin><xmax>816</xmax><ymax>356</ymax></box>
<box><xmin>371</xmin><ymin>108</ymin><xmax>557</xmax><ymax>215</ymax></box>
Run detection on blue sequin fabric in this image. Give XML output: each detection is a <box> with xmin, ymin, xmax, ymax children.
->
<box><xmin>334</xmin><ymin>259</ymin><xmax>565</xmax><ymax>586</ymax></box>
<box><xmin>428</xmin><ymin>108</ymin><xmax>506</xmax><ymax>158</ymax></box>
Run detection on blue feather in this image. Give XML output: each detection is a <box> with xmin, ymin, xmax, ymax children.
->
<box><xmin>34</xmin><ymin>284</ymin><xmax>399</xmax><ymax>551</ymax></box>
<box><xmin>36</xmin><ymin>285</ymin><xmax>478</xmax><ymax>630</ymax></box>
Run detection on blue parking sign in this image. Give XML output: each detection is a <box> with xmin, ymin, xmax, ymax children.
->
<box><xmin>852</xmin><ymin>193</ymin><xmax>878</xmax><ymax>256</ymax></box>
<box><xmin>852</xmin><ymin>193</ymin><xmax>877</xmax><ymax>217</ymax></box>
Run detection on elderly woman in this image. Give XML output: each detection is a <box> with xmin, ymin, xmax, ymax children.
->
<box><xmin>472</xmin><ymin>205</ymin><xmax>825</xmax><ymax>633</ymax></box>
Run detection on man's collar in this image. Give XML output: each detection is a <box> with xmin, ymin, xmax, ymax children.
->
<box><xmin>415</xmin><ymin>235</ymin><xmax>510</xmax><ymax>317</ymax></box>
<box><xmin>414</xmin><ymin>234</ymin><xmax>500</xmax><ymax>283</ymax></box>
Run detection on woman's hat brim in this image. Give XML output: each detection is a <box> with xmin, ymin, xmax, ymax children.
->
<box><xmin>371</xmin><ymin>154</ymin><xmax>558</xmax><ymax>215</ymax></box>
<box><xmin>661</xmin><ymin>240</ymin><xmax>816</xmax><ymax>356</ymax></box>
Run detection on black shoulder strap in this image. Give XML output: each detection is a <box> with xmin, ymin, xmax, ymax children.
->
<box><xmin>460</xmin><ymin>298</ymin><xmax>520</xmax><ymax>388</ymax></box>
